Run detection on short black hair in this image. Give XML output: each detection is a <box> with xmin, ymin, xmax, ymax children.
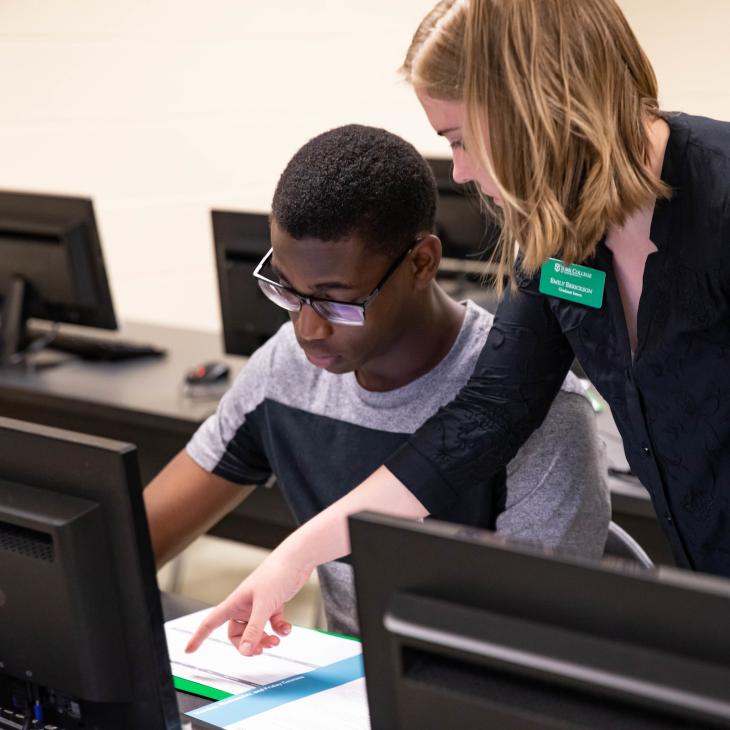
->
<box><xmin>271</xmin><ymin>124</ymin><xmax>437</xmax><ymax>257</ymax></box>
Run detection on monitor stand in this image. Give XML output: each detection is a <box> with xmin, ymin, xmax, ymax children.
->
<box><xmin>1</xmin><ymin>276</ymin><xmax>165</xmax><ymax>366</ymax></box>
<box><xmin>0</xmin><ymin>276</ymin><xmax>65</xmax><ymax>368</ymax></box>
<box><xmin>0</xmin><ymin>276</ymin><xmax>28</xmax><ymax>362</ymax></box>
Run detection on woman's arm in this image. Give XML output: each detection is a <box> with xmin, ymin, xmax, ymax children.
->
<box><xmin>187</xmin><ymin>276</ymin><xmax>575</xmax><ymax>655</ymax></box>
<box><xmin>385</xmin><ymin>275</ymin><xmax>576</xmax><ymax>513</ymax></box>
<box><xmin>185</xmin><ymin>465</ymin><xmax>423</xmax><ymax>654</ymax></box>
<box><xmin>278</xmin><ymin>465</ymin><xmax>428</xmax><ymax>566</ymax></box>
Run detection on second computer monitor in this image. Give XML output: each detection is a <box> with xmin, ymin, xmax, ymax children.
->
<box><xmin>212</xmin><ymin>210</ymin><xmax>289</xmax><ymax>357</ymax></box>
<box><xmin>426</xmin><ymin>157</ymin><xmax>500</xmax><ymax>262</ymax></box>
<box><xmin>0</xmin><ymin>190</ymin><xmax>117</xmax><ymax>359</ymax></box>
<box><xmin>350</xmin><ymin>512</ymin><xmax>730</xmax><ymax>730</ymax></box>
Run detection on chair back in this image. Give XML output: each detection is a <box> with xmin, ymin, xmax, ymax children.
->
<box><xmin>604</xmin><ymin>521</ymin><xmax>654</xmax><ymax>569</ymax></box>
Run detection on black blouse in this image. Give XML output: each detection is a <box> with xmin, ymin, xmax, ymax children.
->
<box><xmin>386</xmin><ymin>112</ymin><xmax>730</xmax><ymax>577</ymax></box>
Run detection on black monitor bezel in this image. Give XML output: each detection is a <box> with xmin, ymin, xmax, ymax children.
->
<box><xmin>350</xmin><ymin>511</ymin><xmax>730</xmax><ymax>730</ymax></box>
<box><xmin>0</xmin><ymin>190</ymin><xmax>117</xmax><ymax>331</ymax></box>
<box><xmin>0</xmin><ymin>417</ymin><xmax>179</xmax><ymax>729</ymax></box>
<box><xmin>211</xmin><ymin>209</ymin><xmax>289</xmax><ymax>357</ymax></box>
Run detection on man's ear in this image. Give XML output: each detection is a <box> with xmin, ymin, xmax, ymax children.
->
<box><xmin>410</xmin><ymin>234</ymin><xmax>442</xmax><ymax>290</ymax></box>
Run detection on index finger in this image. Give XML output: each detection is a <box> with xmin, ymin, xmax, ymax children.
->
<box><xmin>185</xmin><ymin>605</ymin><xmax>230</xmax><ymax>653</ymax></box>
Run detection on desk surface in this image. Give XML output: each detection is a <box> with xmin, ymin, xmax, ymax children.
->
<box><xmin>0</xmin><ymin>320</ymin><xmax>246</xmax><ymax>434</ymax></box>
<box><xmin>0</xmin><ymin>321</ymin><xmax>300</xmax><ymax>550</ymax></box>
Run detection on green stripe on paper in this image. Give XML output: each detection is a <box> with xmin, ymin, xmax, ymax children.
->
<box><xmin>314</xmin><ymin>628</ymin><xmax>361</xmax><ymax>642</ymax></box>
<box><xmin>173</xmin><ymin>675</ymin><xmax>235</xmax><ymax>701</ymax></box>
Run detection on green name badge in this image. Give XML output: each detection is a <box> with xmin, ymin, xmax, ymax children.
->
<box><xmin>539</xmin><ymin>258</ymin><xmax>605</xmax><ymax>308</ymax></box>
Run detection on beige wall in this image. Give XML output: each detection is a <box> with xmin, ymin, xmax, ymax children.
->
<box><xmin>619</xmin><ymin>0</ymin><xmax>730</xmax><ymax>120</ymax></box>
<box><xmin>1</xmin><ymin>1</ymin><xmax>728</xmax><ymax>332</ymax></box>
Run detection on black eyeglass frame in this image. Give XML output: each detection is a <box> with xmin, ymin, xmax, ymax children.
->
<box><xmin>252</xmin><ymin>242</ymin><xmax>418</xmax><ymax>326</ymax></box>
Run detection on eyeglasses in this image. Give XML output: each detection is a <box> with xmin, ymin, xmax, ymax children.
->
<box><xmin>252</xmin><ymin>243</ymin><xmax>416</xmax><ymax>326</ymax></box>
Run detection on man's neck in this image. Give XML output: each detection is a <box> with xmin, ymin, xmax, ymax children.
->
<box><xmin>355</xmin><ymin>286</ymin><xmax>466</xmax><ymax>392</ymax></box>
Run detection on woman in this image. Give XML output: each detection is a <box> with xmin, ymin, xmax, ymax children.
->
<box><xmin>187</xmin><ymin>0</ymin><xmax>730</xmax><ymax>656</ymax></box>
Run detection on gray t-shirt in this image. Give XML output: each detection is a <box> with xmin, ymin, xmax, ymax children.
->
<box><xmin>187</xmin><ymin>300</ymin><xmax>610</xmax><ymax>636</ymax></box>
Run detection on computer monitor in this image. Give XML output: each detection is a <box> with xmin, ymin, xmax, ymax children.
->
<box><xmin>350</xmin><ymin>512</ymin><xmax>730</xmax><ymax>730</ymax></box>
<box><xmin>426</xmin><ymin>157</ymin><xmax>500</xmax><ymax>264</ymax></box>
<box><xmin>212</xmin><ymin>210</ymin><xmax>289</xmax><ymax>357</ymax></box>
<box><xmin>0</xmin><ymin>417</ymin><xmax>180</xmax><ymax>729</ymax></box>
<box><xmin>0</xmin><ymin>190</ymin><xmax>117</xmax><ymax>360</ymax></box>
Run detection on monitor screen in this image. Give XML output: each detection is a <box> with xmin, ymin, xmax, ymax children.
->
<box><xmin>0</xmin><ymin>190</ymin><xmax>117</xmax><ymax>358</ymax></box>
<box><xmin>212</xmin><ymin>210</ymin><xmax>289</xmax><ymax>357</ymax></box>
<box><xmin>350</xmin><ymin>512</ymin><xmax>730</xmax><ymax>730</ymax></box>
<box><xmin>0</xmin><ymin>417</ymin><xmax>180</xmax><ymax>729</ymax></box>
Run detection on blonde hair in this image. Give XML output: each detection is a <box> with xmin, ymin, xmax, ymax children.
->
<box><xmin>403</xmin><ymin>0</ymin><xmax>670</xmax><ymax>286</ymax></box>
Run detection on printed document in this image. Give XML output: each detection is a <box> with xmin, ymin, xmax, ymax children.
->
<box><xmin>165</xmin><ymin>609</ymin><xmax>370</xmax><ymax>729</ymax></box>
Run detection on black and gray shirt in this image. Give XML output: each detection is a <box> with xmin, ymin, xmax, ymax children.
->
<box><xmin>187</xmin><ymin>300</ymin><xmax>609</xmax><ymax>635</ymax></box>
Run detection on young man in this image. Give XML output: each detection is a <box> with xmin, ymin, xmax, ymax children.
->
<box><xmin>145</xmin><ymin>124</ymin><xmax>609</xmax><ymax>638</ymax></box>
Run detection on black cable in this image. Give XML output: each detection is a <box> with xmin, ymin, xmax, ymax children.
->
<box><xmin>20</xmin><ymin>710</ymin><xmax>32</xmax><ymax>730</ymax></box>
<box><xmin>19</xmin><ymin>681</ymin><xmax>43</xmax><ymax>730</ymax></box>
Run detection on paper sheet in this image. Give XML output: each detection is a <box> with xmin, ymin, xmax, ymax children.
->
<box><xmin>165</xmin><ymin>609</ymin><xmax>370</xmax><ymax>729</ymax></box>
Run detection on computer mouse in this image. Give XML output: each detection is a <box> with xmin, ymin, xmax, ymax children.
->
<box><xmin>185</xmin><ymin>361</ymin><xmax>230</xmax><ymax>385</ymax></box>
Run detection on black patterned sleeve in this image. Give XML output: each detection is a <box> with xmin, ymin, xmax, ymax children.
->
<box><xmin>385</xmin><ymin>270</ymin><xmax>575</xmax><ymax>514</ymax></box>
